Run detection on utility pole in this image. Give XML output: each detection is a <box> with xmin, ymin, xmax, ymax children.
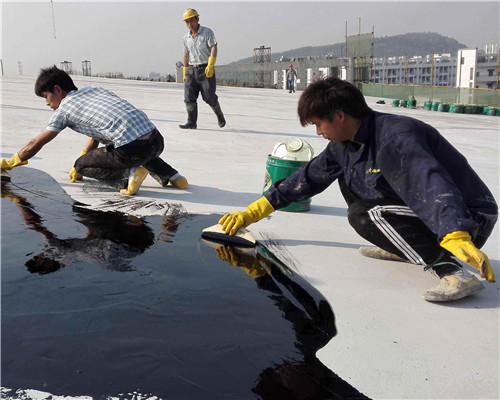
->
<box><xmin>18</xmin><ymin>61</ymin><xmax>23</xmax><ymax>76</ymax></box>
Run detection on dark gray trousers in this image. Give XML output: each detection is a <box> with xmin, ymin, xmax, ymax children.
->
<box><xmin>184</xmin><ymin>65</ymin><xmax>218</xmax><ymax>106</ymax></box>
<box><xmin>74</xmin><ymin>130</ymin><xmax>178</xmax><ymax>188</ymax></box>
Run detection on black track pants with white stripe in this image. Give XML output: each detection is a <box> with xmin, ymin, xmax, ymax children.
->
<box><xmin>338</xmin><ymin>178</ymin><xmax>487</xmax><ymax>276</ymax></box>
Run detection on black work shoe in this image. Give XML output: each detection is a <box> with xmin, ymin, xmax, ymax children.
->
<box><xmin>179</xmin><ymin>122</ymin><xmax>197</xmax><ymax>129</ymax></box>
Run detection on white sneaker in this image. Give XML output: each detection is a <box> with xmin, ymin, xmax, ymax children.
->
<box><xmin>359</xmin><ymin>246</ymin><xmax>407</xmax><ymax>262</ymax></box>
<box><xmin>423</xmin><ymin>275</ymin><xmax>484</xmax><ymax>302</ymax></box>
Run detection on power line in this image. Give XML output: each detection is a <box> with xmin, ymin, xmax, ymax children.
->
<box><xmin>51</xmin><ymin>0</ymin><xmax>57</xmax><ymax>39</ymax></box>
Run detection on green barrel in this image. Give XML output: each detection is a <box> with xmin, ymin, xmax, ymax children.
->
<box><xmin>263</xmin><ymin>156</ymin><xmax>311</xmax><ymax>212</ymax></box>
<box><xmin>400</xmin><ymin>100</ymin><xmax>408</xmax><ymax>108</ymax></box>
<box><xmin>392</xmin><ymin>99</ymin><xmax>400</xmax><ymax>107</ymax></box>
<box><xmin>409</xmin><ymin>99</ymin><xmax>417</xmax><ymax>108</ymax></box>
<box><xmin>438</xmin><ymin>103</ymin><xmax>449</xmax><ymax>112</ymax></box>
<box><xmin>424</xmin><ymin>101</ymin><xmax>432</xmax><ymax>110</ymax></box>
<box><xmin>449</xmin><ymin>104</ymin><xmax>464</xmax><ymax>113</ymax></box>
<box><xmin>476</xmin><ymin>105</ymin><xmax>485</xmax><ymax>115</ymax></box>
<box><xmin>496</xmin><ymin>108</ymin><xmax>500</xmax><ymax>116</ymax></box>
<box><xmin>484</xmin><ymin>107</ymin><xmax>496</xmax><ymax>116</ymax></box>
<box><xmin>431</xmin><ymin>102</ymin><xmax>440</xmax><ymax>111</ymax></box>
<box><xmin>464</xmin><ymin>105</ymin><xmax>477</xmax><ymax>114</ymax></box>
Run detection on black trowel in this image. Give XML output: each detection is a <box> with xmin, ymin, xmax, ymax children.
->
<box><xmin>201</xmin><ymin>224</ymin><xmax>256</xmax><ymax>247</ymax></box>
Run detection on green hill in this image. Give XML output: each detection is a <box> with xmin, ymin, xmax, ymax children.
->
<box><xmin>229</xmin><ymin>32</ymin><xmax>468</xmax><ymax>65</ymax></box>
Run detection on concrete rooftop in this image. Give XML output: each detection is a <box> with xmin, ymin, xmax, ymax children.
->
<box><xmin>1</xmin><ymin>75</ymin><xmax>499</xmax><ymax>399</ymax></box>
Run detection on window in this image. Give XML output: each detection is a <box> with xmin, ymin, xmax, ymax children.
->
<box><xmin>488</xmin><ymin>69</ymin><xmax>495</xmax><ymax>76</ymax></box>
<box><xmin>470</xmin><ymin>68</ymin><xmax>474</xmax><ymax>80</ymax></box>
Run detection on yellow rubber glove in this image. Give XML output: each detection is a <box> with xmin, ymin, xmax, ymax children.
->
<box><xmin>440</xmin><ymin>231</ymin><xmax>496</xmax><ymax>282</ymax></box>
<box><xmin>1</xmin><ymin>153</ymin><xmax>28</xmax><ymax>170</ymax></box>
<box><xmin>205</xmin><ymin>56</ymin><xmax>216</xmax><ymax>78</ymax></box>
<box><xmin>219</xmin><ymin>196</ymin><xmax>275</xmax><ymax>236</ymax></box>
<box><xmin>182</xmin><ymin>66</ymin><xmax>188</xmax><ymax>83</ymax></box>
<box><xmin>68</xmin><ymin>150</ymin><xmax>86</xmax><ymax>183</ymax></box>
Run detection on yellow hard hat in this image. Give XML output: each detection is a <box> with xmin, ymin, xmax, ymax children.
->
<box><xmin>183</xmin><ymin>8</ymin><xmax>199</xmax><ymax>21</ymax></box>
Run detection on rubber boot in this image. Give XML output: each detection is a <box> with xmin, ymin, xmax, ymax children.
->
<box><xmin>179</xmin><ymin>103</ymin><xmax>197</xmax><ymax>129</ymax></box>
<box><xmin>211</xmin><ymin>102</ymin><xmax>226</xmax><ymax>128</ymax></box>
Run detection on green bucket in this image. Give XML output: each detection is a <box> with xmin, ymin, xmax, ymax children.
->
<box><xmin>400</xmin><ymin>100</ymin><xmax>408</xmax><ymax>108</ymax></box>
<box><xmin>431</xmin><ymin>102</ymin><xmax>440</xmax><ymax>111</ymax></box>
<box><xmin>424</xmin><ymin>101</ymin><xmax>432</xmax><ymax>110</ymax></box>
<box><xmin>438</xmin><ymin>103</ymin><xmax>449</xmax><ymax>112</ymax></box>
<box><xmin>449</xmin><ymin>104</ymin><xmax>464</xmax><ymax>113</ymax></box>
<box><xmin>263</xmin><ymin>156</ymin><xmax>311</xmax><ymax>212</ymax></box>
<box><xmin>464</xmin><ymin>105</ymin><xmax>477</xmax><ymax>114</ymax></box>
<box><xmin>392</xmin><ymin>99</ymin><xmax>400</xmax><ymax>107</ymax></box>
<box><xmin>484</xmin><ymin>107</ymin><xmax>496</xmax><ymax>116</ymax></box>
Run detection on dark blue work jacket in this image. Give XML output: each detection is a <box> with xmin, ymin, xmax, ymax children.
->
<box><xmin>265</xmin><ymin>111</ymin><xmax>497</xmax><ymax>240</ymax></box>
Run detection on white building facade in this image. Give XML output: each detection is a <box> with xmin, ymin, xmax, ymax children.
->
<box><xmin>456</xmin><ymin>45</ymin><xmax>499</xmax><ymax>89</ymax></box>
<box><xmin>370</xmin><ymin>45</ymin><xmax>499</xmax><ymax>89</ymax></box>
<box><xmin>371</xmin><ymin>53</ymin><xmax>456</xmax><ymax>86</ymax></box>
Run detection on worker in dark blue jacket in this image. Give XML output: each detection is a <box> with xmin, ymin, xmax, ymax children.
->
<box><xmin>219</xmin><ymin>77</ymin><xmax>498</xmax><ymax>302</ymax></box>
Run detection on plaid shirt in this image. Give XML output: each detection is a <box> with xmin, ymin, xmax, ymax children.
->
<box><xmin>46</xmin><ymin>87</ymin><xmax>156</xmax><ymax>147</ymax></box>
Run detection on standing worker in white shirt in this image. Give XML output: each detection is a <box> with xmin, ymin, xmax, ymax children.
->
<box><xmin>180</xmin><ymin>8</ymin><xmax>226</xmax><ymax>130</ymax></box>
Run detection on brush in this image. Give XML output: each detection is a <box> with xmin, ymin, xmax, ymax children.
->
<box><xmin>201</xmin><ymin>224</ymin><xmax>256</xmax><ymax>247</ymax></box>
<box><xmin>1</xmin><ymin>170</ymin><xmax>11</xmax><ymax>182</ymax></box>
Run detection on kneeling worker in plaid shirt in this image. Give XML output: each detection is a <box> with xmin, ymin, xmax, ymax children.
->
<box><xmin>1</xmin><ymin>66</ymin><xmax>187</xmax><ymax>195</ymax></box>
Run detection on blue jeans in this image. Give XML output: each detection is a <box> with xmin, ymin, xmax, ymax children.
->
<box><xmin>288</xmin><ymin>80</ymin><xmax>295</xmax><ymax>92</ymax></box>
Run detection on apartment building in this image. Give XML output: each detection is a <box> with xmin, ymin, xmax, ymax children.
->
<box><xmin>371</xmin><ymin>53</ymin><xmax>456</xmax><ymax>86</ymax></box>
<box><xmin>370</xmin><ymin>44</ymin><xmax>499</xmax><ymax>89</ymax></box>
<box><xmin>456</xmin><ymin>44</ymin><xmax>499</xmax><ymax>89</ymax></box>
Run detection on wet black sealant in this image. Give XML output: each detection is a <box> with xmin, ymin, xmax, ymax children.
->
<box><xmin>1</xmin><ymin>168</ymin><xmax>370</xmax><ymax>399</ymax></box>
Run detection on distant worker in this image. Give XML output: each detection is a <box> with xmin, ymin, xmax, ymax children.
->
<box><xmin>218</xmin><ymin>77</ymin><xmax>498</xmax><ymax>302</ymax></box>
<box><xmin>286</xmin><ymin>64</ymin><xmax>298</xmax><ymax>93</ymax></box>
<box><xmin>180</xmin><ymin>8</ymin><xmax>226</xmax><ymax>129</ymax></box>
<box><xmin>1</xmin><ymin>66</ymin><xmax>188</xmax><ymax>195</ymax></box>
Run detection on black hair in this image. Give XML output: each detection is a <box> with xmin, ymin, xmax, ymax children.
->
<box><xmin>297</xmin><ymin>77</ymin><xmax>372</xmax><ymax>126</ymax></box>
<box><xmin>34</xmin><ymin>65</ymin><xmax>78</xmax><ymax>97</ymax></box>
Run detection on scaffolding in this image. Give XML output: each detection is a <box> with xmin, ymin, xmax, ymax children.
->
<box><xmin>253</xmin><ymin>46</ymin><xmax>272</xmax><ymax>87</ymax></box>
<box><xmin>82</xmin><ymin>60</ymin><xmax>91</xmax><ymax>77</ymax></box>
<box><xmin>345</xmin><ymin>20</ymin><xmax>374</xmax><ymax>84</ymax></box>
<box><xmin>60</xmin><ymin>61</ymin><xmax>73</xmax><ymax>74</ymax></box>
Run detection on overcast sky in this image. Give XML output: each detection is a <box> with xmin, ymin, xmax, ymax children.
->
<box><xmin>1</xmin><ymin>1</ymin><xmax>499</xmax><ymax>77</ymax></box>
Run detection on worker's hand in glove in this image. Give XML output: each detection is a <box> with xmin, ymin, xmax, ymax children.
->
<box><xmin>440</xmin><ymin>231</ymin><xmax>496</xmax><ymax>282</ymax></box>
<box><xmin>205</xmin><ymin>56</ymin><xmax>216</xmax><ymax>78</ymax></box>
<box><xmin>218</xmin><ymin>196</ymin><xmax>274</xmax><ymax>236</ymax></box>
<box><xmin>68</xmin><ymin>150</ymin><xmax>86</xmax><ymax>183</ymax></box>
<box><xmin>182</xmin><ymin>66</ymin><xmax>188</xmax><ymax>83</ymax></box>
<box><xmin>1</xmin><ymin>153</ymin><xmax>28</xmax><ymax>171</ymax></box>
